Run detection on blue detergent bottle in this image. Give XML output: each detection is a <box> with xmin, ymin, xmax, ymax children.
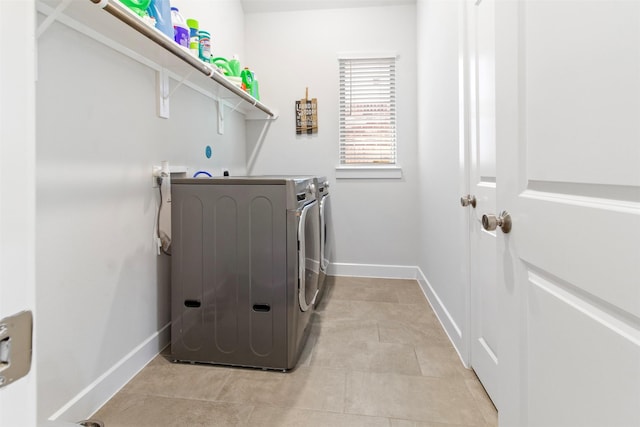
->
<box><xmin>147</xmin><ymin>0</ymin><xmax>173</xmax><ymax>39</ymax></box>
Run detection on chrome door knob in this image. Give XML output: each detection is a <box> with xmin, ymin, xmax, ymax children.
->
<box><xmin>460</xmin><ymin>195</ymin><xmax>477</xmax><ymax>208</ymax></box>
<box><xmin>482</xmin><ymin>211</ymin><xmax>512</xmax><ymax>233</ymax></box>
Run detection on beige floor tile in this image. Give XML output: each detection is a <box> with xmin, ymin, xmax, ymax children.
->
<box><xmin>94</xmin><ymin>275</ymin><xmax>495</xmax><ymax>427</ymax></box>
<box><xmin>464</xmin><ymin>378</ymin><xmax>498</xmax><ymax>426</ymax></box>
<box><xmin>296</xmin><ymin>328</ymin><xmax>317</xmax><ymax>368</ymax></box>
<box><xmin>119</xmin><ymin>355</ymin><xmax>231</xmax><ymax>401</ymax></box>
<box><xmin>330</xmin><ymin>276</ymin><xmax>396</xmax><ymax>287</ymax></box>
<box><xmin>345</xmin><ymin>371</ymin><xmax>484</xmax><ymax>425</ymax></box>
<box><xmin>310</xmin><ymin>337</ymin><xmax>421</xmax><ymax>375</ymax></box>
<box><xmin>311</xmin><ymin>318</ymin><xmax>380</xmax><ymax>343</ymax></box>
<box><xmin>391</xmin><ymin>278</ymin><xmax>423</xmax><ymax>288</ymax></box>
<box><xmin>378</xmin><ymin>319</ymin><xmax>452</xmax><ymax>347</ymax></box>
<box><xmin>216</xmin><ymin>366</ymin><xmax>346</xmax><ymax>413</ymax></box>
<box><xmin>395</xmin><ymin>286</ymin><xmax>430</xmax><ymax>305</ymax></box>
<box><xmin>414</xmin><ymin>344</ymin><xmax>470</xmax><ymax>379</ymax></box>
<box><xmin>245</xmin><ymin>405</ymin><xmax>391</xmax><ymax>427</ymax></box>
<box><xmin>92</xmin><ymin>392</ymin><xmax>253</xmax><ymax>426</ymax></box>
<box><xmin>327</xmin><ymin>276</ymin><xmax>423</xmax><ymax>303</ymax></box>
<box><xmin>329</xmin><ymin>280</ymin><xmax>400</xmax><ymax>303</ymax></box>
<box><xmin>390</xmin><ymin>419</ymin><xmax>488</xmax><ymax>427</ymax></box>
<box><xmin>314</xmin><ymin>298</ymin><xmax>354</xmax><ymax>320</ymax></box>
<box><xmin>352</xmin><ymin>301</ymin><xmax>441</xmax><ymax>327</ymax></box>
<box><xmin>337</xmin><ymin>276</ymin><xmax>417</xmax><ymax>286</ymax></box>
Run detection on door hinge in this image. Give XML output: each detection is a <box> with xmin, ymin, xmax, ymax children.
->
<box><xmin>0</xmin><ymin>310</ymin><xmax>33</xmax><ymax>388</ymax></box>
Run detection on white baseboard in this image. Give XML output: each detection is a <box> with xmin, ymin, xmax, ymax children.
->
<box><xmin>327</xmin><ymin>262</ymin><xmax>420</xmax><ymax>280</ymax></box>
<box><xmin>415</xmin><ymin>267</ymin><xmax>467</xmax><ymax>365</ymax></box>
<box><xmin>48</xmin><ymin>323</ymin><xmax>171</xmax><ymax>423</ymax></box>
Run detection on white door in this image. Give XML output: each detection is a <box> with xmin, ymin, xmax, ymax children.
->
<box><xmin>0</xmin><ymin>0</ymin><xmax>37</xmax><ymax>426</ymax></box>
<box><xmin>495</xmin><ymin>1</ymin><xmax>640</xmax><ymax>426</ymax></box>
<box><xmin>466</xmin><ymin>0</ymin><xmax>499</xmax><ymax>409</ymax></box>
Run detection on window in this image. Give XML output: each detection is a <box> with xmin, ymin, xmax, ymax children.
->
<box><xmin>339</xmin><ymin>56</ymin><xmax>397</xmax><ymax>166</ymax></box>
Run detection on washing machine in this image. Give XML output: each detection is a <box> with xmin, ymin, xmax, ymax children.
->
<box><xmin>169</xmin><ymin>176</ymin><xmax>319</xmax><ymax>370</ymax></box>
<box><xmin>315</xmin><ymin>176</ymin><xmax>332</xmax><ymax>304</ymax></box>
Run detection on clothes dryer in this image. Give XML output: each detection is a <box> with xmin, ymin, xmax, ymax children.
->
<box><xmin>170</xmin><ymin>176</ymin><xmax>319</xmax><ymax>370</ymax></box>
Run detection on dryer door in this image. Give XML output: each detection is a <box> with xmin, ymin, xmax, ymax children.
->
<box><xmin>298</xmin><ymin>200</ymin><xmax>320</xmax><ymax>312</ymax></box>
<box><xmin>319</xmin><ymin>193</ymin><xmax>332</xmax><ymax>272</ymax></box>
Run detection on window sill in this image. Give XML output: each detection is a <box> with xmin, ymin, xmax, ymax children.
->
<box><xmin>335</xmin><ymin>165</ymin><xmax>403</xmax><ymax>179</ymax></box>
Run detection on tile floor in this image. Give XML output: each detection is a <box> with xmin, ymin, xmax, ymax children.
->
<box><xmin>93</xmin><ymin>276</ymin><xmax>497</xmax><ymax>426</ymax></box>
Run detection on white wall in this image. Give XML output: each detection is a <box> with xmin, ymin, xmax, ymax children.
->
<box><xmin>244</xmin><ymin>5</ymin><xmax>420</xmax><ymax>273</ymax></box>
<box><xmin>35</xmin><ymin>2</ymin><xmax>246</xmax><ymax>422</ymax></box>
<box><xmin>0</xmin><ymin>1</ymin><xmax>37</xmax><ymax>424</ymax></box>
<box><xmin>416</xmin><ymin>0</ymin><xmax>469</xmax><ymax>360</ymax></box>
<box><xmin>171</xmin><ymin>0</ymin><xmax>245</xmax><ymax>61</ymax></box>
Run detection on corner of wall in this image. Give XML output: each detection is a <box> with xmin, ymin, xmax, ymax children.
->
<box><xmin>415</xmin><ymin>0</ymin><xmax>470</xmax><ymax>367</ymax></box>
<box><xmin>415</xmin><ymin>267</ymin><xmax>468</xmax><ymax>366</ymax></box>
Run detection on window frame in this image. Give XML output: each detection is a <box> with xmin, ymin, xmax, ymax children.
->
<box><xmin>336</xmin><ymin>52</ymin><xmax>402</xmax><ymax>180</ymax></box>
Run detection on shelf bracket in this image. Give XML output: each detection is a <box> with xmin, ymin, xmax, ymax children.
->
<box><xmin>228</xmin><ymin>100</ymin><xmax>245</xmax><ymax>115</ymax></box>
<box><xmin>156</xmin><ymin>69</ymin><xmax>194</xmax><ymax>119</ymax></box>
<box><xmin>165</xmin><ymin>69</ymin><xmax>194</xmax><ymax>100</ymax></box>
<box><xmin>36</xmin><ymin>0</ymin><xmax>73</xmax><ymax>38</ymax></box>
<box><xmin>157</xmin><ymin>68</ymin><xmax>170</xmax><ymax>119</ymax></box>
<box><xmin>216</xmin><ymin>99</ymin><xmax>245</xmax><ymax>134</ymax></box>
<box><xmin>217</xmin><ymin>100</ymin><xmax>224</xmax><ymax>135</ymax></box>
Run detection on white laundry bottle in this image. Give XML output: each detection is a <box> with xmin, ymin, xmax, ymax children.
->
<box><xmin>170</xmin><ymin>7</ymin><xmax>189</xmax><ymax>48</ymax></box>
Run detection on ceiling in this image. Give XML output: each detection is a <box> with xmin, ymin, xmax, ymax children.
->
<box><xmin>240</xmin><ymin>0</ymin><xmax>416</xmax><ymax>14</ymax></box>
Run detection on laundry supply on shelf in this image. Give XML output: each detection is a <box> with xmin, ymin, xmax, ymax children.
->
<box><xmin>228</xmin><ymin>54</ymin><xmax>241</xmax><ymax>76</ymax></box>
<box><xmin>212</xmin><ymin>57</ymin><xmax>232</xmax><ymax>75</ymax></box>
<box><xmin>186</xmin><ymin>19</ymin><xmax>199</xmax><ymax>56</ymax></box>
<box><xmin>241</xmin><ymin>67</ymin><xmax>253</xmax><ymax>93</ymax></box>
<box><xmin>250</xmin><ymin>73</ymin><xmax>260</xmax><ymax>100</ymax></box>
<box><xmin>120</xmin><ymin>0</ymin><xmax>151</xmax><ymax>17</ymax></box>
<box><xmin>147</xmin><ymin>0</ymin><xmax>172</xmax><ymax>39</ymax></box>
<box><xmin>170</xmin><ymin>7</ymin><xmax>189</xmax><ymax>48</ymax></box>
<box><xmin>198</xmin><ymin>30</ymin><xmax>212</xmax><ymax>62</ymax></box>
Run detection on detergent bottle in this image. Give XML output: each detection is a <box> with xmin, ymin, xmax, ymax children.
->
<box><xmin>170</xmin><ymin>7</ymin><xmax>189</xmax><ymax>48</ymax></box>
<box><xmin>186</xmin><ymin>19</ymin><xmax>199</xmax><ymax>56</ymax></box>
<box><xmin>212</xmin><ymin>57</ymin><xmax>232</xmax><ymax>76</ymax></box>
<box><xmin>120</xmin><ymin>0</ymin><xmax>151</xmax><ymax>17</ymax></box>
<box><xmin>198</xmin><ymin>30</ymin><xmax>211</xmax><ymax>61</ymax></box>
<box><xmin>147</xmin><ymin>0</ymin><xmax>172</xmax><ymax>39</ymax></box>
<box><xmin>251</xmin><ymin>73</ymin><xmax>260</xmax><ymax>100</ymax></box>
<box><xmin>228</xmin><ymin>55</ymin><xmax>241</xmax><ymax>77</ymax></box>
<box><xmin>240</xmin><ymin>67</ymin><xmax>254</xmax><ymax>94</ymax></box>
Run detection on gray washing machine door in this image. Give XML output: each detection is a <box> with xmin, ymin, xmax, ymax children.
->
<box><xmin>298</xmin><ymin>200</ymin><xmax>320</xmax><ymax>311</ymax></box>
<box><xmin>320</xmin><ymin>193</ymin><xmax>331</xmax><ymax>272</ymax></box>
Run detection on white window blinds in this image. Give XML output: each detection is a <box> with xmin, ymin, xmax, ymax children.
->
<box><xmin>339</xmin><ymin>56</ymin><xmax>397</xmax><ymax>165</ymax></box>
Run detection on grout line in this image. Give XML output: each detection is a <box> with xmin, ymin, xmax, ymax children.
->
<box><xmin>412</xmin><ymin>346</ymin><xmax>424</xmax><ymax>377</ymax></box>
<box><xmin>244</xmin><ymin>404</ymin><xmax>258</xmax><ymax>424</ymax></box>
<box><xmin>341</xmin><ymin>367</ymin><xmax>349</xmax><ymax>414</ymax></box>
<box><xmin>210</xmin><ymin>368</ymin><xmax>233</xmax><ymax>402</ymax></box>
